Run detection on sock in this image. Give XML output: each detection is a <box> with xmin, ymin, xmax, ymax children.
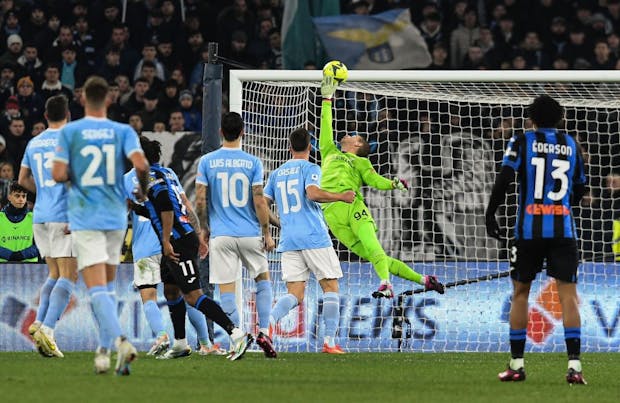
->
<box><xmin>42</xmin><ymin>278</ymin><xmax>74</xmax><ymax>329</ymax></box>
<box><xmin>220</xmin><ymin>292</ymin><xmax>239</xmax><ymax>327</ymax></box>
<box><xmin>186</xmin><ymin>302</ymin><xmax>210</xmax><ymax>344</ymax></box>
<box><xmin>357</xmin><ymin>221</ymin><xmax>390</xmax><ymax>280</ymax></box>
<box><xmin>568</xmin><ymin>359</ymin><xmax>582</xmax><ymax>372</ymax></box>
<box><xmin>36</xmin><ymin>278</ymin><xmax>57</xmax><ymax>322</ymax></box>
<box><xmin>107</xmin><ymin>280</ymin><xmax>118</xmax><ymax>316</ymax></box>
<box><xmin>255</xmin><ymin>280</ymin><xmax>273</xmax><ymax>332</ymax></box>
<box><xmin>194</xmin><ymin>294</ymin><xmax>235</xmax><ymax>335</ymax></box>
<box><xmin>564</xmin><ymin>327</ymin><xmax>581</xmax><ymax>360</ymax></box>
<box><xmin>323</xmin><ymin>292</ymin><xmax>340</xmax><ymax>347</ymax></box>
<box><xmin>143</xmin><ymin>300</ymin><xmax>165</xmax><ymax>336</ymax></box>
<box><xmin>509</xmin><ymin>328</ymin><xmax>526</xmax><ymax>364</ymax></box>
<box><xmin>167</xmin><ymin>296</ymin><xmax>186</xmax><ymax>340</ymax></box>
<box><xmin>388</xmin><ymin>258</ymin><xmax>423</xmax><ymax>284</ymax></box>
<box><xmin>89</xmin><ymin>286</ymin><xmax>122</xmax><ymax>350</ymax></box>
<box><xmin>270</xmin><ymin>293</ymin><xmax>298</xmax><ymax>324</ymax></box>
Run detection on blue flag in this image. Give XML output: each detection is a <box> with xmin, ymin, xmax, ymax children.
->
<box><xmin>313</xmin><ymin>8</ymin><xmax>431</xmax><ymax>69</ymax></box>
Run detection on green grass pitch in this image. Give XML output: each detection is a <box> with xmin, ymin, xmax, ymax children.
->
<box><xmin>1</xmin><ymin>352</ymin><xmax>617</xmax><ymax>403</ymax></box>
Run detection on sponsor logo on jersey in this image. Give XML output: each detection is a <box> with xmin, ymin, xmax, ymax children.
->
<box><xmin>525</xmin><ymin>203</ymin><xmax>570</xmax><ymax>216</ymax></box>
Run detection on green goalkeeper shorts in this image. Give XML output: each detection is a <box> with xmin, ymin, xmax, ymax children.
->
<box><xmin>323</xmin><ymin>198</ymin><xmax>377</xmax><ymax>250</ymax></box>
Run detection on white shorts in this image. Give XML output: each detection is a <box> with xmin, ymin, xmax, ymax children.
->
<box><xmin>133</xmin><ymin>254</ymin><xmax>162</xmax><ymax>287</ymax></box>
<box><xmin>72</xmin><ymin>230</ymin><xmax>125</xmax><ymax>271</ymax></box>
<box><xmin>33</xmin><ymin>223</ymin><xmax>73</xmax><ymax>258</ymax></box>
<box><xmin>209</xmin><ymin>236</ymin><xmax>268</xmax><ymax>284</ymax></box>
<box><xmin>281</xmin><ymin>247</ymin><xmax>342</xmax><ymax>282</ymax></box>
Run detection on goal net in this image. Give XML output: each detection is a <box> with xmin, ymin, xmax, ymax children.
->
<box><xmin>230</xmin><ymin>70</ymin><xmax>620</xmax><ymax>353</ymax></box>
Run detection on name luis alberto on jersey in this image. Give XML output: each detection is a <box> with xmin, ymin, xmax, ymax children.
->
<box><xmin>209</xmin><ymin>158</ymin><xmax>254</xmax><ymax>169</ymax></box>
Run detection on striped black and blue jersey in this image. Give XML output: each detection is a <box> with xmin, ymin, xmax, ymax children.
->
<box><xmin>138</xmin><ymin>164</ymin><xmax>194</xmax><ymax>241</ymax></box>
<box><xmin>502</xmin><ymin>129</ymin><xmax>586</xmax><ymax>240</ymax></box>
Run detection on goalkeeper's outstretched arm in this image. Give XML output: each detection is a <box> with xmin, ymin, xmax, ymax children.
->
<box><xmin>356</xmin><ymin>158</ymin><xmax>409</xmax><ymax>192</ymax></box>
<box><xmin>319</xmin><ymin>76</ymin><xmax>339</xmax><ymax>158</ymax></box>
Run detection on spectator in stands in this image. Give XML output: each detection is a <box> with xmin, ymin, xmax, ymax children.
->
<box><xmin>21</xmin><ymin>5</ymin><xmax>47</xmax><ymax>44</ymax></box>
<box><xmin>115</xmin><ymin>74</ymin><xmax>132</xmax><ymax>105</ymax></box>
<box><xmin>224</xmin><ymin>30</ymin><xmax>254</xmax><ymax>67</ymax></box>
<box><xmin>590</xmin><ymin>13</ymin><xmax>613</xmax><ymax>38</ymax></box>
<box><xmin>142</xmin><ymin>9</ymin><xmax>168</xmax><ymax>46</ymax></box>
<box><xmin>138</xmin><ymin>60</ymin><xmax>164</xmax><ymax>94</ymax></box>
<box><xmin>1</xmin><ymin>9</ymin><xmax>22</xmax><ymax>48</ymax></box>
<box><xmin>216</xmin><ymin>0</ymin><xmax>255</xmax><ymax>44</ymax></box>
<box><xmin>158</xmin><ymin>79</ymin><xmax>179</xmax><ymax>117</ymax></box>
<box><xmin>428</xmin><ymin>43</ymin><xmax>449</xmax><ymax>69</ymax></box>
<box><xmin>178</xmin><ymin>90</ymin><xmax>201</xmax><ymax>132</ymax></box>
<box><xmin>248</xmin><ymin>18</ymin><xmax>273</xmax><ymax>62</ymax></box>
<box><xmin>0</xmin><ymin>63</ymin><xmax>15</xmax><ymax>106</ymax></box>
<box><xmin>106</xmin><ymin>81</ymin><xmax>127</xmax><ymax>123</ymax></box>
<box><xmin>106</xmin><ymin>24</ymin><xmax>139</xmax><ymax>73</ymax></box>
<box><xmin>30</xmin><ymin>120</ymin><xmax>45</xmax><ymax>137</ymax></box>
<box><xmin>17</xmin><ymin>43</ymin><xmax>43</xmax><ymax>87</ymax></box>
<box><xmin>267</xmin><ymin>28</ymin><xmax>282</xmax><ymax>69</ymax></box>
<box><xmin>47</xmin><ymin>25</ymin><xmax>77</xmax><ymax>63</ymax></box>
<box><xmin>0</xmin><ymin>161</ymin><xmax>14</xmax><ymax>204</ymax></box>
<box><xmin>16</xmin><ymin>76</ymin><xmax>44</xmax><ymax>123</ymax></box>
<box><xmin>0</xmin><ymin>93</ymin><xmax>19</xmax><ymax>129</ymax></box>
<box><xmin>34</xmin><ymin>13</ymin><xmax>60</xmax><ymax>53</ymax></box>
<box><xmin>99</xmin><ymin>47</ymin><xmax>126</xmax><ymax>82</ymax></box>
<box><xmin>122</xmin><ymin>76</ymin><xmax>149</xmax><ymax>115</ymax></box>
<box><xmin>591</xmin><ymin>39</ymin><xmax>616</xmax><ymax>69</ymax></box>
<box><xmin>606</xmin><ymin>0</ymin><xmax>620</xmax><ymax>33</ymax></box>
<box><xmin>189</xmin><ymin>45</ymin><xmax>209</xmax><ymax>93</ymax></box>
<box><xmin>97</xmin><ymin>1</ymin><xmax>122</xmax><ymax>48</ymax></box>
<box><xmin>552</xmin><ymin>56</ymin><xmax>570</xmax><ymax>69</ymax></box>
<box><xmin>450</xmin><ymin>7</ymin><xmax>480</xmax><ymax>68</ymax></box>
<box><xmin>168</xmin><ymin>109</ymin><xmax>185</xmax><ymax>132</ymax></box>
<box><xmin>564</xmin><ymin>25</ymin><xmax>591</xmax><ymax>66</ymax></box>
<box><xmin>128</xmin><ymin>113</ymin><xmax>143</xmax><ymax>135</ymax></box>
<box><xmin>68</xmin><ymin>85</ymin><xmax>84</xmax><ymax>120</ymax></box>
<box><xmin>59</xmin><ymin>45</ymin><xmax>89</xmax><ymax>91</ymax></box>
<box><xmin>607</xmin><ymin>32</ymin><xmax>620</xmax><ymax>59</ymax></box>
<box><xmin>4</xmin><ymin>116</ymin><xmax>28</xmax><ymax>173</ymax></box>
<box><xmin>546</xmin><ymin>17</ymin><xmax>569</xmax><ymax>57</ymax></box>
<box><xmin>156</xmin><ymin>35</ymin><xmax>176</xmax><ymax>74</ymax></box>
<box><xmin>40</xmin><ymin>63</ymin><xmax>72</xmax><ymax>102</ymax></box>
<box><xmin>133</xmin><ymin>41</ymin><xmax>166</xmax><ymax>82</ymax></box>
<box><xmin>419</xmin><ymin>12</ymin><xmax>444</xmax><ymax>51</ymax></box>
<box><xmin>493</xmin><ymin>15</ymin><xmax>518</xmax><ymax>63</ymax></box>
<box><xmin>462</xmin><ymin>44</ymin><xmax>485</xmax><ymax>69</ymax></box>
<box><xmin>137</xmin><ymin>89</ymin><xmax>167</xmax><ymax>131</ymax></box>
<box><xmin>0</xmin><ymin>34</ymin><xmax>23</xmax><ymax>68</ymax></box>
<box><xmin>519</xmin><ymin>31</ymin><xmax>550</xmax><ymax>69</ymax></box>
<box><xmin>170</xmin><ymin>67</ymin><xmax>186</xmax><ymax>89</ymax></box>
<box><xmin>179</xmin><ymin>30</ymin><xmax>204</xmax><ymax>79</ymax></box>
<box><xmin>73</xmin><ymin>16</ymin><xmax>97</xmax><ymax>71</ymax></box>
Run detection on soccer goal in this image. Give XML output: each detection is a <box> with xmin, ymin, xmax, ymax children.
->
<box><xmin>230</xmin><ymin>70</ymin><xmax>620</xmax><ymax>353</ymax></box>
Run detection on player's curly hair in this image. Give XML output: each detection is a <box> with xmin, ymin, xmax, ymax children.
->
<box><xmin>140</xmin><ymin>136</ymin><xmax>162</xmax><ymax>164</ymax></box>
<box><xmin>528</xmin><ymin>95</ymin><xmax>564</xmax><ymax>128</ymax></box>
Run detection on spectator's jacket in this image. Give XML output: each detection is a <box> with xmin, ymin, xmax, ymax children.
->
<box><xmin>0</xmin><ymin>204</ymin><xmax>38</xmax><ymax>262</ymax></box>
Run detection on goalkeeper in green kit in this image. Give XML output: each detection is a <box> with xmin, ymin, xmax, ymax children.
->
<box><xmin>318</xmin><ymin>75</ymin><xmax>445</xmax><ymax>298</ymax></box>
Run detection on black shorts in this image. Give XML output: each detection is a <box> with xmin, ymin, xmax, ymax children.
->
<box><xmin>510</xmin><ymin>238</ymin><xmax>579</xmax><ymax>283</ymax></box>
<box><xmin>161</xmin><ymin>232</ymin><xmax>201</xmax><ymax>294</ymax></box>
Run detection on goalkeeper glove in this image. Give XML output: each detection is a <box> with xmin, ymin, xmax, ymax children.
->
<box><xmin>392</xmin><ymin>178</ymin><xmax>409</xmax><ymax>192</ymax></box>
<box><xmin>321</xmin><ymin>75</ymin><xmax>338</xmax><ymax>99</ymax></box>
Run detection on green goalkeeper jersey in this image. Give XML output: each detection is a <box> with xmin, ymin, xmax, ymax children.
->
<box><xmin>319</xmin><ymin>99</ymin><xmax>393</xmax><ymax>202</ymax></box>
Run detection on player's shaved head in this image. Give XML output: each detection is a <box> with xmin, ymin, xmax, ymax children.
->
<box><xmin>45</xmin><ymin>94</ymin><xmax>68</xmax><ymax>122</ymax></box>
<box><xmin>139</xmin><ymin>136</ymin><xmax>161</xmax><ymax>164</ymax></box>
<box><xmin>289</xmin><ymin>128</ymin><xmax>310</xmax><ymax>152</ymax></box>
<box><xmin>83</xmin><ymin>76</ymin><xmax>109</xmax><ymax>108</ymax></box>
<box><xmin>221</xmin><ymin>112</ymin><xmax>244</xmax><ymax>141</ymax></box>
<box><xmin>528</xmin><ymin>95</ymin><xmax>564</xmax><ymax>128</ymax></box>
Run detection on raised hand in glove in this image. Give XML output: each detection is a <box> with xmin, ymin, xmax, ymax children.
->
<box><xmin>392</xmin><ymin>178</ymin><xmax>409</xmax><ymax>192</ymax></box>
<box><xmin>321</xmin><ymin>75</ymin><xmax>339</xmax><ymax>99</ymax></box>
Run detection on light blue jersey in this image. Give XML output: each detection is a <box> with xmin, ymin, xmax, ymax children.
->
<box><xmin>54</xmin><ymin>116</ymin><xmax>142</xmax><ymax>231</ymax></box>
<box><xmin>21</xmin><ymin>129</ymin><xmax>68</xmax><ymax>224</ymax></box>
<box><xmin>124</xmin><ymin>169</ymin><xmax>160</xmax><ymax>260</ymax></box>
<box><xmin>124</xmin><ymin>167</ymin><xmax>186</xmax><ymax>260</ymax></box>
<box><xmin>264</xmin><ymin>159</ymin><xmax>332</xmax><ymax>252</ymax></box>
<box><xmin>196</xmin><ymin>147</ymin><xmax>262</xmax><ymax>237</ymax></box>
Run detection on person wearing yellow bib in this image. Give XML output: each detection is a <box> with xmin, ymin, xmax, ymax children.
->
<box><xmin>0</xmin><ymin>182</ymin><xmax>38</xmax><ymax>262</ymax></box>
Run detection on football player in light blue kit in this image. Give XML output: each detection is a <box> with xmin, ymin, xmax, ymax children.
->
<box><xmin>124</xmin><ymin>164</ymin><xmax>226</xmax><ymax>357</ymax></box>
<box><xmin>195</xmin><ymin>112</ymin><xmax>277</xmax><ymax>358</ymax></box>
<box><xmin>18</xmin><ymin>95</ymin><xmax>76</xmax><ymax>358</ymax></box>
<box><xmin>52</xmin><ymin>76</ymin><xmax>150</xmax><ymax>375</ymax></box>
<box><xmin>265</xmin><ymin>128</ymin><xmax>355</xmax><ymax>354</ymax></box>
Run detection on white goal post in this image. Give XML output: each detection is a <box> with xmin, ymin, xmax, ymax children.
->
<box><xmin>229</xmin><ymin>70</ymin><xmax>620</xmax><ymax>353</ymax></box>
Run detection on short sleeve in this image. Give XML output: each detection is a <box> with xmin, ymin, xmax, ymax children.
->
<box><xmin>264</xmin><ymin>173</ymin><xmax>274</xmax><ymax>200</ymax></box>
<box><xmin>252</xmin><ymin>157</ymin><xmax>264</xmax><ymax>187</ymax></box>
<box><xmin>123</xmin><ymin>126</ymin><xmax>143</xmax><ymax>158</ymax></box>
<box><xmin>304</xmin><ymin>163</ymin><xmax>322</xmax><ymax>189</ymax></box>
<box><xmin>501</xmin><ymin>134</ymin><xmax>523</xmax><ymax>171</ymax></box>
<box><xmin>195</xmin><ymin>156</ymin><xmax>208</xmax><ymax>186</ymax></box>
<box><xmin>21</xmin><ymin>145</ymin><xmax>31</xmax><ymax>168</ymax></box>
<box><xmin>54</xmin><ymin>128</ymin><xmax>70</xmax><ymax>163</ymax></box>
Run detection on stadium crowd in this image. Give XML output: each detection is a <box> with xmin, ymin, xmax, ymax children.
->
<box><xmin>0</xmin><ymin>0</ymin><xmax>619</xmax><ymax>261</ymax></box>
